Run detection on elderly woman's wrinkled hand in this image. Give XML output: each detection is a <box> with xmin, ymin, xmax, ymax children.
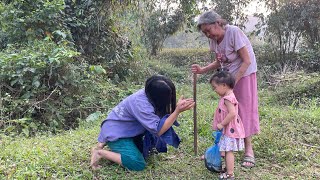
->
<box><xmin>191</xmin><ymin>64</ymin><xmax>203</xmax><ymax>74</ymax></box>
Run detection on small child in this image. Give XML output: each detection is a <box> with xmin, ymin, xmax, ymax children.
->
<box><xmin>210</xmin><ymin>71</ymin><xmax>245</xmax><ymax>180</ymax></box>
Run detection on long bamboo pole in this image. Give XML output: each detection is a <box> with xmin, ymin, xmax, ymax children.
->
<box><xmin>193</xmin><ymin>73</ymin><xmax>198</xmax><ymax>155</ymax></box>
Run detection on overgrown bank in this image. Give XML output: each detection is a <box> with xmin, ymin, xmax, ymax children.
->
<box><xmin>1</xmin><ymin>72</ymin><xmax>319</xmax><ymax>179</ymax></box>
<box><xmin>1</xmin><ymin>48</ymin><xmax>320</xmax><ymax>178</ymax></box>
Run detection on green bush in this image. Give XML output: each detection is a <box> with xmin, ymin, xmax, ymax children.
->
<box><xmin>0</xmin><ymin>0</ymin><xmax>134</xmax><ymax>82</ymax></box>
<box><xmin>298</xmin><ymin>42</ymin><xmax>320</xmax><ymax>72</ymax></box>
<box><xmin>271</xmin><ymin>72</ymin><xmax>320</xmax><ymax>107</ymax></box>
<box><xmin>0</xmin><ymin>0</ymin><xmax>137</xmax><ymax>136</ymax></box>
<box><xmin>0</xmin><ymin>39</ymin><xmax>130</xmax><ymax>136</ymax></box>
<box><xmin>0</xmin><ymin>0</ymin><xmax>67</xmax><ymax>46</ymax></box>
<box><xmin>0</xmin><ymin>40</ymin><xmax>77</xmax><ymax>134</ymax></box>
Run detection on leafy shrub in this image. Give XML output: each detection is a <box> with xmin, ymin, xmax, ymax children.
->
<box><xmin>298</xmin><ymin>42</ymin><xmax>320</xmax><ymax>72</ymax></box>
<box><xmin>254</xmin><ymin>44</ymin><xmax>302</xmax><ymax>88</ymax></box>
<box><xmin>142</xmin><ymin>9</ymin><xmax>186</xmax><ymax>56</ymax></box>
<box><xmin>63</xmin><ymin>0</ymin><xmax>134</xmax><ymax>81</ymax></box>
<box><xmin>0</xmin><ymin>39</ymin><xmax>128</xmax><ymax>136</ymax></box>
<box><xmin>0</xmin><ymin>0</ymin><xmax>137</xmax><ymax>136</ymax></box>
<box><xmin>272</xmin><ymin>72</ymin><xmax>320</xmax><ymax>107</ymax></box>
<box><xmin>0</xmin><ymin>0</ymin><xmax>67</xmax><ymax>46</ymax></box>
<box><xmin>157</xmin><ymin>48</ymin><xmax>212</xmax><ymax>67</ymax></box>
<box><xmin>0</xmin><ymin>40</ymin><xmax>88</xmax><ymax>134</ymax></box>
<box><xmin>0</xmin><ymin>0</ymin><xmax>134</xmax><ymax>81</ymax></box>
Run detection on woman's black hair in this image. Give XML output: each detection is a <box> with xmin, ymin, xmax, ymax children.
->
<box><xmin>209</xmin><ymin>71</ymin><xmax>235</xmax><ymax>89</ymax></box>
<box><xmin>145</xmin><ymin>75</ymin><xmax>176</xmax><ymax>118</ymax></box>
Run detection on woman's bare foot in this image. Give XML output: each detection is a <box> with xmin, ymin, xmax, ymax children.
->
<box><xmin>90</xmin><ymin>148</ymin><xmax>102</xmax><ymax>170</ymax></box>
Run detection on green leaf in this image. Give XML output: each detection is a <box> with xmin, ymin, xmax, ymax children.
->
<box><xmin>53</xmin><ymin>30</ymin><xmax>66</xmax><ymax>38</ymax></box>
<box><xmin>29</xmin><ymin>122</ymin><xmax>37</xmax><ymax>129</ymax></box>
<box><xmin>86</xmin><ymin>111</ymin><xmax>102</xmax><ymax>122</ymax></box>
<box><xmin>32</xmin><ymin>80</ymin><xmax>40</xmax><ymax>88</ymax></box>
<box><xmin>95</xmin><ymin>65</ymin><xmax>106</xmax><ymax>74</ymax></box>
<box><xmin>89</xmin><ymin>65</ymin><xmax>106</xmax><ymax>74</ymax></box>
<box><xmin>48</xmin><ymin>58</ymin><xmax>55</xmax><ymax>63</ymax></box>
<box><xmin>22</xmin><ymin>128</ymin><xmax>30</xmax><ymax>137</ymax></box>
<box><xmin>10</xmin><ymin>79</ymin><xmax>19</xmax><ymax>86</ymax></box>
<box><xmin>4</xmin><ymin>126</ymin><xmax>15</xmax><ymax>132</ymax></box>
<box><xmin>21</xmin><ymin>91</ymin><xmax>31</xmax><ymax>99</ymax></box>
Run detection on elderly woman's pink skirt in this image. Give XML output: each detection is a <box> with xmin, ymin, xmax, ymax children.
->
<box><xmin>233</xmin><ymin>73</ymin><xmax>260</xmax><ymax>137</ymax></box>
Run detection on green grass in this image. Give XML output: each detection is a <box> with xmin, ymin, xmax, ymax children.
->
<box><xmin>1</xmin><ymin>73</ymin><xmax>320</xmax><ymax>179</ymax></box>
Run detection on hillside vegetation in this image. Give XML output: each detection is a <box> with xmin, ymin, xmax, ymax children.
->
<box><xmin>0</xmin><ymin>1</ymin><xmax>319</xmax><ymax>178</ymax></box>
<box><xmin>1</xmin><ymin>49</ymin><xmax>319</xmax><ymax>179</ymax></box>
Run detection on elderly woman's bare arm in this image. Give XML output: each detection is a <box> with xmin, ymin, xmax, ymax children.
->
<box><xmin>236</xmin><ymin>46</ymin><xmax>251</xmax><ymax>83</ymax></box>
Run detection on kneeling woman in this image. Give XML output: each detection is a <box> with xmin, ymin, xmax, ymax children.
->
<box><xmin>90</xmin><ymin>75</ymin><xmax>195</xmax><ymax>171</ymax></box>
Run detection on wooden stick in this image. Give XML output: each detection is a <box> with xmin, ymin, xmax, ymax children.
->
<box><xmin>193</xmin><ymin>73</ymin><xmax>198</xmax><ymax>155</ymax></box>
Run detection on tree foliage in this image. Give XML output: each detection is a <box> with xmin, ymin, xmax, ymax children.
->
<box><xmin>143</xmin><ymin>9</ymin><xmax>186</xmax><ymax>55</ymax></box>
<box><xmin>0</xmin><ymin>0</ymin><xmax>67</xmax><ymax>46</ymax></box>
<box><xmin>0</xmin><ymin>0</ymin><xmax>134</xmax><ymax>135</ymax></box>
<box><xmin>63</xmin><ymin>0</ymin><xmax>133</xmax><ymax>79</ymax></box>
<box><xmin>0</xmin><ymin>0</ymin><xmax>133</xmax><ymax>79</ymax></box>
<box><xmin>141</xmin><ymin>0</ymin><xmax>199</xmax><ymax>56</ymax></box>
<box><xmin>113</xmin><ymin>0</ymin><xmax>253</xmax><ymax>56</ymax></box>
<box><xmin>0</xmin><ymin>39</ymin><xmax>82</xmax><ymax>135</ymax></box>
<box><xmin>209</xmin><ymin>0</ymin><xmax>251</xmax><ymax>28</ymax></box>
<box><xmin>0</xmin><ymin>0</ymin><xmax>319</xmax><ymax>136</ymax></box>
<box><xmin>257</xmin><ymin>0</ymin><xmax>319</xmax><ymax>66</ymax></box>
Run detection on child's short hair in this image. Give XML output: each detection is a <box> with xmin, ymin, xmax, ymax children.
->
<box><xmin>209</xmin><ymin>71</ymin><xmax>235</xmax><ymax>88</ymax></box>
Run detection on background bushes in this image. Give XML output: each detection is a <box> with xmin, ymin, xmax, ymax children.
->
<box><xmin>0</xmin><ymin>0</ymin><xmax>135</xmax><ymax>136</ymax></box>
<box><xmin>0</xmin><ymin>0</ymin><xmax>319</xmax><ymax>137</ymax></box>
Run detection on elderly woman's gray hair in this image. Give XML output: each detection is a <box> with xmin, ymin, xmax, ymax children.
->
<box><xmin>197</xmin><ymin>10</ymin><xmax>224</xmax><ymax>30</ymax></box>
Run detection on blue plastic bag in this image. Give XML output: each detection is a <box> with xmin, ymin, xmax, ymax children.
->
<box><xmin>204</xmin><ymin>130</ymin><xmax>222</xmax><ymax>172</ymax></box>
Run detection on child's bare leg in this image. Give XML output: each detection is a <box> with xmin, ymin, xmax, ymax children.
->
<box><xmin>220</xmin><ymin>151</ymin><xmax>226</xmax><ymax>172</ymax></box>
<box><xmin>225</xmin><ymin>151</ymin><xmax>234</xmax><ymax>175</ymax></box>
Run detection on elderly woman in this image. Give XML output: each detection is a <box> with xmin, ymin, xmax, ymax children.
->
<box><xmin>192</xmin><ymin>10</ymin><xmax>260</xmax><ymax>170</ymax></box>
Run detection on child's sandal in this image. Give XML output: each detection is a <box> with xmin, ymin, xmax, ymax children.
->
<box><xmin>219</xmin><ymin>172</ymin><xmax>235</xmax><ymax>180</ymax></box>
